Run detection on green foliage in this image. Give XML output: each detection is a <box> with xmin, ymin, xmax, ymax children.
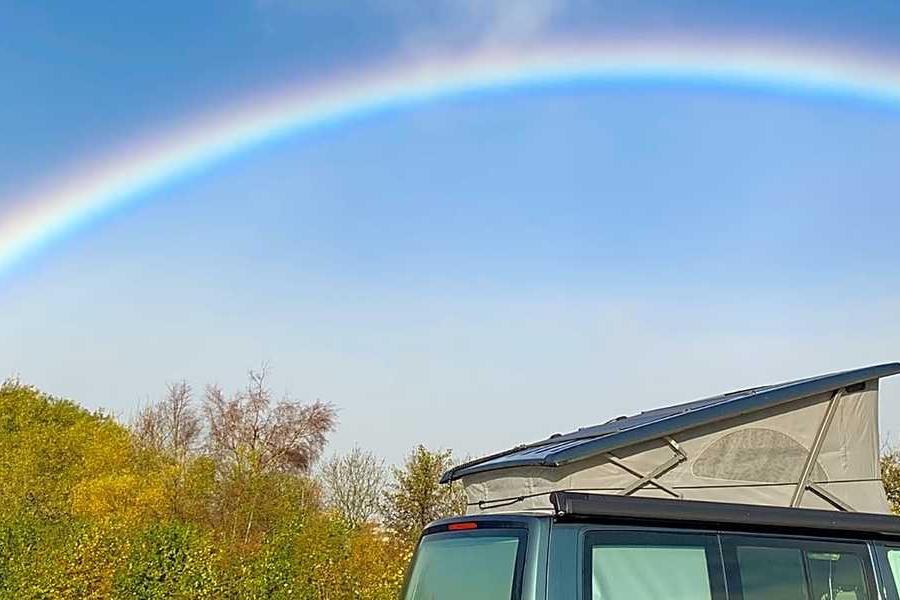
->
<box><xmin>0</xmin><ymin>518</ymin><xmax>129</xmax><ymax>600</ymax></box>
<box><xmin>236</xmin><ymin>514</ymin><xmax>411</xmax><ymax>600</ymax></box>
<box><xmin>0</xmin><ymin>377</ymin><xmax>414</xmax><ymax>599</ymax></box>
<box><xmin>0</xmin><ymin>514</ymin><xmax>44</xmax><ymax>594</ymax></box>
<box><xmin>382</xmin><ymin>445</ymin><xmax>467</xmax><ymax>541</ymax></box>
<box><xmin>882</xmin><ymin>448</ymin><xmax>900</xmax><ymax>514</ymax></box>
<box><xmin>0</xmin><ymin>380</ymin><xmax>135</xmax><ymax>522</ymax></box>
<box><xmin>113</xmin><ymin>522</ymin><xmax>219</xmax><ymax>599</ymax></box>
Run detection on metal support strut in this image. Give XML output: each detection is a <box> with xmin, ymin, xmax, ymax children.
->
<box><xmin>606</xmin><ymin>437</ymin><xmax>687</xmax><ymax>499</ymax></box>
<box><xmin>790</xmin><ymin>388</ymin><xmax>853</xmax><ymax>511</ymax></box>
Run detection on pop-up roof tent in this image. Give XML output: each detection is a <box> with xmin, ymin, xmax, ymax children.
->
<box><xmin>442</xmin><ymin>363</ymin><xmax>900</xmax><ymax>515</ymax></box>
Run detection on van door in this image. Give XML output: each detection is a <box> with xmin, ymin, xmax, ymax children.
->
<box><xmin>720</xmin><ymin>534</ymin><xmax>876</xmax><ymax>600</ymax></box>
<box><xmin>583</xmin><ymin>530</ymin><xmax>726</xmax><ymax>600</ymax></box>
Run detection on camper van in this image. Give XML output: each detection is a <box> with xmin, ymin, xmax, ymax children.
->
<box><xmin>403</xmin><ymin>492</ymin><xmax>900</xmax><ymax>600</ymax></box>
<box><xmin>403</xmin><ymin>364</ymin><xmax>900</xmax><ymax>600</ymax></box>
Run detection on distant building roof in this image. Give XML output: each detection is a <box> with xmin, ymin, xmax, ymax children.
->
<box><xmin>442</xmin><ymin>363</ymin><xmax>900</xmax><ymax>483</ymax></box>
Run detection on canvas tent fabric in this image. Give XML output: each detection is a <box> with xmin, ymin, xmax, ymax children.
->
<box><xmin>443</xmin><ymin>364</ymin><xmax>900</xmax><ymax>515</ymax></box>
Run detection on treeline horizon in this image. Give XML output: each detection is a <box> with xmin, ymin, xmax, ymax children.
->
<box><xmin>6</xmin><ymin>368</ymin><xmax>900</xmax><ymax>599</ymax></box>
<box><xmin>0</xmin><ymin>369</ymin><xmax>466</xmax><ymax>599</ymax></box>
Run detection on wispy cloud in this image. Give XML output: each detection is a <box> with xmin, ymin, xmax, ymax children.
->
<box><xmin>378</xmin><ymin>0</ymin><xmax>578</xmax><ymax>50</ymax></box>
<box><xmin>412</xmin><ymin>0</ymin><xmax>569</xmax><ymax>44</ymax></box>
<box><xmin>254</xmin><ymin>0</ymin><xmax>579</xmax><ymax>53</ymax></box>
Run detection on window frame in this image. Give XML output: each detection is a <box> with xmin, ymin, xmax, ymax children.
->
<box><xmin>719</xmin><ymin>532</ymin><xmax>878</xmax><ymax>600</ymax></box>
<box><xmin>404</xmin><ymin>524</ymin><xmax>529</xmax><ymax>600</ymax></box>
<box><xmin>581</xmin><ymin>528</ymin><xmax>728</xmax><ymax>600</ymax></box>
<box><xmin>872</xmin><ymin>543</ymin><xmax>900</xmax><ymax>600</ymax></box>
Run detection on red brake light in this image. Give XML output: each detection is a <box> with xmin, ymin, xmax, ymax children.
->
<box><xmin>447</xmin><ymin>522</ymin><xmax>478</xmax><ymax>531</ymax></box>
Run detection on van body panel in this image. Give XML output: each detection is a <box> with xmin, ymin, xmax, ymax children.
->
<box><xmin>404</xmin><ymin>496</ymin><xmax>900</xmax><ymax>600</ymax></box>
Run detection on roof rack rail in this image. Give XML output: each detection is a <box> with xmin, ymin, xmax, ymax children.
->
<box><xmin>550</xmin><ymin>491</ymin><xmax>900</xmax><ymax>537</ymax></box>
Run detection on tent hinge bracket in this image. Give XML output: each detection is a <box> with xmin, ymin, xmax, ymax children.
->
<box><xmin>605</xmin><ymin>436</ymin><xmax>687</xmax><ymax>499</ymax></box>
<box><xmin>807</xmin><ymin>482</ymin><xmax>854</xmax><ymax>511</ymax></box>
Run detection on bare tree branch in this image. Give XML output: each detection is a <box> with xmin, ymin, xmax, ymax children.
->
<box><xmin>132</xmin><ymin>380</ymin><xmax>200</xmax><ymax>461</ymax></box>
<box><xmin>320</xmin><ymin>447</ymin><xmax>386</xmax><ymax>527</ymax></box>
<box><xmin>203</xmin><ymin>368</ymin><xmax>336</xmax><ymax>477</ymax></box>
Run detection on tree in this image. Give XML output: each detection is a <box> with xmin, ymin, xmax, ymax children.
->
<box><xmin>132</xmin><ymin>381</ymin><xmax>201</xmax><ymax>463</ymax></box>
<box><xmin>130</xmin><ymin>381</ymin><xmax>208</xmax><ymax>521</ymax></box>
<box><xmin>320</xmin><ymin>447</ymin><xmax>386</xmax><ymax>528</ymax></box>
<box><xmin>0</xmin><ymin>378</ymin><xmax>138</xmax><ymax>521</ymax></box>
<box><xmin>203</xmin><ymin>368</ymin><xmax>336</xmax><ymax>541</ymax></box>
<box><xmin>203</xmin><ymin>368</ymin><xmax>335</xmax><ymax>477</ymax></box>
<box><xmin>882</xmin><ymin>447</ymin><xmax>900</xmax><ymax>514</ymax></box>
<box><xmin>381</xmin><ymin>445</ymin><xmax>466</xmax><ymax>540</ymax></box>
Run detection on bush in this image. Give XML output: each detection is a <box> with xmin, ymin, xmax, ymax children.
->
<box><xmin>114</xmin><ymin>522</ymin><xmax>219</xmax><ymax>599</ymax></box>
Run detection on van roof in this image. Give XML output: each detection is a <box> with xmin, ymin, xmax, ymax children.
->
<box><xmin>442</xmin><ymin>363</ymin><xmax>900</xmax><ymax>483</ymax></box>
<box><xmin>551</xmin><ymin>491</ymin><xmax>900</xmax><ymax>538</ymax></box>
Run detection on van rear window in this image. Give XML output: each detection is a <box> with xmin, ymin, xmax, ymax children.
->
<box><xmin>404</xmin><ymin>528</ymin><xmax>526</xmax><ymax>600</ymax></box>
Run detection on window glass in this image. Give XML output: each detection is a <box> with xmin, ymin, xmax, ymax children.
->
<box><xmin>404</xmin><ymin>531</ymin><xmax>524</xmax><ymax>600</ymax></box>
<box><xmin>735</xmin><ymin>546</ymin><xmax>807</xmax><ymax>600</ymax></box>
<box><xmin>723</xmin><ymin>536</ymin><xmax>871</xmax><ymax>600</ymax></box>
<box><xmin>885</xmin><ymin>550</ymin><xmax>900</xmax><ymax>596</ymax></box>
<box><xmin>806</xmin><ymin>552</ymin><xmax>868</xmax><ymax>600</ymax></box>
<box><xmin>586</xmin><ymin>532</ymin><xmax>720</xmax><ymax>600</ymax></box>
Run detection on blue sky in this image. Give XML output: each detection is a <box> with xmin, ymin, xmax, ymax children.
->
<box><xmin>2</xmin><ymin>2</ymin><xmax>900</xmax><ymax>464</ymax></box>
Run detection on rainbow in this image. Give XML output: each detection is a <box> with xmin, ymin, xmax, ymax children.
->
<box><xmin>3</xmin><ymin>38</ymin><xmax>900</xmax><ymax>279</ymax></box>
